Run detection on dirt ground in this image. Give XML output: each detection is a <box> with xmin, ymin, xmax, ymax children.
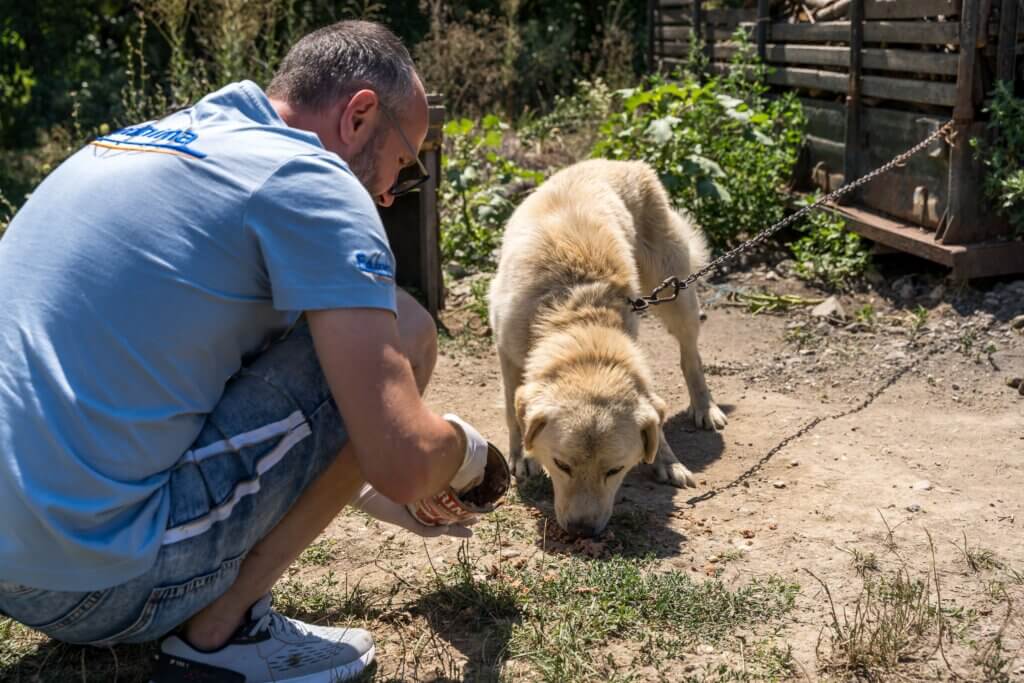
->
<box><xmin>3</xmin><ymin>260</ymin><xmax>1021</xmax><ymax>683</ymax></box>
<box><xmin>310</xmin><ymin>260</ymin><xmax>1024</xmax><ymax>682</ymax></box>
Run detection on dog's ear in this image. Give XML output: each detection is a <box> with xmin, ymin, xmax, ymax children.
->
<box><xmin>515</xmin><ymin>383</ymin><xmax>548</xmax><ymax>452</ymax></box>
<box><xmin>639</xmin><ymin>395</ymin><xmax>667</xmax><ymax>464</ymax></box>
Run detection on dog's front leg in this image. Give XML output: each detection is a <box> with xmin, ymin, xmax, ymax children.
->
<box><xmin>647</xmin><ymin>428</ymin><xmax>697</xmax><ymax>488</ymax></box>
<box><xmin>499</xmin><ymin>350</ymin><xmax>541</xmax><ymax>479</ymax></box>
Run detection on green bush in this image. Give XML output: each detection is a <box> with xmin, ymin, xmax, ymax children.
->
<box><xmin>976</xmin><ymin>82</ymin><xmax>1024</xmax><ymax>237</ymax></box>
<box><xmin>591</xmin><ymin>34</ymin><xmax>805</xmax><ymax>248</ymax></box>
<box><xmin>789</xmin><ymin>194</ymin><xmax>871</xmax><ymax>290</ymax></box>
<box><xmin>440</xmin><ymin>114</ymin><xmax>544</xmax><ymax>273</ymax></box>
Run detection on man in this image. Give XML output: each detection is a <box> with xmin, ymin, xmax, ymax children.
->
<box><xmin>0</xmin><ymin>20</ymin><xmax>489</xmax><ymax>683</ymax></box>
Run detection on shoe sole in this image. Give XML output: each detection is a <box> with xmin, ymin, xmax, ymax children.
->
<box><xmin>149</xmin><ymin>645</ymin><xmax>375</xmax><ymax>683</ymax></box>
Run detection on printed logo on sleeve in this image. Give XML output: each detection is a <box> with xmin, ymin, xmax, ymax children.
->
<box><xmin>353</xmin><ymin>251</ymin><xmax>395</xmax><ymax>281</ymax></box>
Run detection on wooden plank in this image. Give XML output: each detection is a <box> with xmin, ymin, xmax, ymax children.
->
<box><xmin>942</xmin><ymin>0</ymin><xmax>982</xmax><ymax>244</ymax></box>
<box><xmin>996</xmin><ymin>0</ymin><xmax>1020</xmax><ymax>81</ymax></box>
<box><xmin>704</xmin><ymin>8</ymin><xmax>758</xmax><ymax>25</ymax></box>
<box><xmin>767</xmin><ymin>66</ymin><xmax>852</xmax><ymax>93</ymax></box>
<box><xmin>843</xmin><ymin>0</ymin><xmax>865</xmax><ymax>206</ymax></box>
<box><xmin>656</xmin><ymin>24</ymin><xmax>751</xmax><ymax>40</ymax></box>
<box><xmin>865</xmin><ymin>0</ymin><xmax>962</xmax><ymax>19</ymax></box>
<box><xmin>834</xmin><ymin>203</ymin><xmax>1024</xmax><ymax>276</ymax></box>
<box><xmin>658</xmin><ymin>0</ymin><xmax>692</xmax><ymax>7</ymax></box>
<box><xmin>762</xmin><ymin>44</ymin><xmax>959</xmax><ymax>75</ymax></box>
<box><xmin>655</xmin><ymin>7</ymin><xmax>692</xmax><ymax>24</ymax></box>
<box><xmin>861</xmin><ymin>74</ymin><xmax>958</xmax><ymax>105</ymax></box>
<box><xmin>769</xmin><ymin>20</ymin><xmax>960</xmax><ymax>44</ymax></box>
<box><xmin>657</xmin><ymin>42</ymin><xmax>692</xmax><ymax>58</ymax></box>
<box><xmin>828</xmin><ymin>203</ymin><xmax>957</xmax><ymax>265</ymax></box>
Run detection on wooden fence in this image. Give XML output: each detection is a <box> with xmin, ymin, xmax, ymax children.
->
<box><xmin>649</xmin><ymin>0</ymin><xmax>1024</xmax><ymax>279</ymax></box>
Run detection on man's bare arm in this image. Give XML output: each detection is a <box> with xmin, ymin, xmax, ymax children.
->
<box><xmin>306</xmin><ymin>307</ymin><xmax>465</xmax><ymax>504</ymax></box>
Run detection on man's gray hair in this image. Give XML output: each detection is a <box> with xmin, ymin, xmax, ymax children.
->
<box><xmin>267</xmin><ymin>20</ymin><xmax>417</xmax><ymax>114</ymax></box>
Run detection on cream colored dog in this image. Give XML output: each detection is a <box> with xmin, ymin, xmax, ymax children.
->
<box><xmin>489</xmin><ymin>159</ymin><xmax>726</xmax><ymax>537</ymax></box>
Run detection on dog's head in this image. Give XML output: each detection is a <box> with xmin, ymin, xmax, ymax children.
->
<box><xmin>515</xmin><ymin>380</ymin><xmax>666</xmax><ymax>537</ymax></box>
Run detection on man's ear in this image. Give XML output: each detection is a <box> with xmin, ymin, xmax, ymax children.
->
<box><xmin>514</xmin><ymin>383</ymin><xmax>548</xmax><ymax>452</ymax></box>
<box><xmin>639</xmin><ymin>394</ymin><xmax>667</xmax><ymax>464</ymax></box>
<box><xmin>338</xmin><ymin>89</ymin><xmax>381</xmax><ymax>149</ymax></box>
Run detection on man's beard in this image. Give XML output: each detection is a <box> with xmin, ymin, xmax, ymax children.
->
<box><xmin>348</xmin><ymin>129</ymin><xmax>385</xmax><ymax>195</ymax></box>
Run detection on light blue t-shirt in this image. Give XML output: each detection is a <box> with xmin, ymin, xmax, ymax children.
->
<box><xmin>0</xmin><ymin>81</ymin><xmax>397</xmax><ymax>591</ymax></box>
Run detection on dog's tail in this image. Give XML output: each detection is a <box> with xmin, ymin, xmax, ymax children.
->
<box><xmin>676</xmin><ymin>210</ymin><xmax>711</xmax><ymax>273</ymax></box>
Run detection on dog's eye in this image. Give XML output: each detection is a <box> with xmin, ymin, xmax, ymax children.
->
<box><xmin>553</xmin><ymin>459</ymin><xmax>572</xmax><ymax>475</ymax></box>
<box><xmin>605</xmin><ymin>466</ymin><xmax>624</xmax><ymax>478</ymax></box>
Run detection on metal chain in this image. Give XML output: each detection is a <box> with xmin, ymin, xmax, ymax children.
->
<box><xmin>683</xmin><ymin>311</ymin><xmax>999</xmax><ymax>508</ymax></box>
<box><xmin>684</xmin><ymin>337</ymin><xmax>940</xmax><ymax>507</ymax></box>
<box><xmin>630</xmin><ymin>119</ymin><xmax>958</xmax><ymax>312</ymax></box>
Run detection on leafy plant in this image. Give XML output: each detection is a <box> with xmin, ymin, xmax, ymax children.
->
<box><xmin>592</xmin><ymin>31</ymin><xmax>805</xmax><ymax>248</ymax></box>
<box><xmin>440</xmin><ymin>114</ymin><xmax>543</xmax><ymax>272</ymax></box>
<box><xmin>789</xmin><ymin>194</ymin><xmax>871</xmax><ymax>290</ymax></box>
<box><xmin>975</xmin><ymin>82</ymin><xmax>1024</xmax><ymax>237</ymax></box>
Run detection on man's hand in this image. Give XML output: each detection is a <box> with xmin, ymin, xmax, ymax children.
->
<box><xmin>351</xmin><ymin>484</ymin><xmax>472</xmax><ymax>538</ymax></box>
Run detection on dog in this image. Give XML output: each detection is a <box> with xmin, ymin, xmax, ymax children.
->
<box><xmin>489</xmin><ymin>159</ymin><xmax>726</xmax><ymax>537</ymax></box>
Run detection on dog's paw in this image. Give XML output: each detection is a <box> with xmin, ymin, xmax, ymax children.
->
<box><xmin>690</xmin><ymin>402</ymin><xmax>728</xmax><ymax>431</ymax></box>
<box><xmin>653</xmin><ymin>460</ymin><xmax>697</xmax><ymax>488</ymax></box>
<box><xmin>511</xmin><ymin>451</ymin><xmax>542</xmax><ymax>479</ymax></box>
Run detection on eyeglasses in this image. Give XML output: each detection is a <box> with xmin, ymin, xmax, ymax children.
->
<box><xmin>379</xmin><ymin>105</ymin><xmax>430</xmax><ymax>197</ymax></box>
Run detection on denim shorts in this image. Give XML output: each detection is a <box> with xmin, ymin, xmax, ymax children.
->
<box><xmin>0</xmin><ymin>320</ymin><xmax>347</xmax><ymax>645</ymax></box>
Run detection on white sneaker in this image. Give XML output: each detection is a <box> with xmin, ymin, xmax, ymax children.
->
<box><xmin>149</xmin><ymin>595</ymin><xmax>375</xmax><ymax>683</ymax></box>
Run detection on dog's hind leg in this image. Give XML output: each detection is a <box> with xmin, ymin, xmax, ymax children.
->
<box><xmin>499</xmin><ymin>349</ymin><xmax>542</xmax><ymax>479</ymax></box>
<box><xmin>654</xmin><ymin>285</ymin><xmax>727</xmax><ymax>430</ymax></box>
<box><xmin>638</xmin><ymin>210</ymin><xmax>727</xmax><ymax>431</ymax></box>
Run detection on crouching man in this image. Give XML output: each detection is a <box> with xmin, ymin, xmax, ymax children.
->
<box><xmin>0</xmin><ymin>20</ymin><xmax>486</xmax><ymax>683</ymax></box>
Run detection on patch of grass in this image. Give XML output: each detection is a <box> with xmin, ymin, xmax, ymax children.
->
<box><xmin>813</xmin><ymin>565</ymin><xmax>943</xmax><ymax>680</ymax></box>
<box><xmin>908</xmin><ymin>304</ymin><xmax>929</xmax><ymax>340</ymax></box>
<box><xmin>841</xmin><ymin>547</ymin><xmax>880</xmax><ymax>576</ymax></box>
<box><xmin>468</xmin><ymin>275</ymin><xmax>492</xmax><ymax>330</ymax></box>
<box><xmin>855</xmin><ymin>303</ymin><xmax>877</xmax><ymax>327</ymax></box>
<box><xmin>272</xmin><ymin>571</ymin><xmax>382</xmax><ymax>624</ymax></box>
<box><xmin>784</xmin><ymin>323</ymin><xmax>823</xmax><ymax>351</ymax></box>
<box><xmin>953</xmin><ymin>532</ymin><xmax>1004</xmax><ymax>573</ymax></box>
<box><xmin>0</xmin><ymin>617</ymin><xmax>156</xmax><ymax>682</ymax></box>
<box><xmin>296</xmin><ymin>538</ymin><xmax>340</xmax><ymax>567</ymax></box>
<box><xmin>413</xmin><ymin>546</ymin><xmax>798</xmax><ymax>683</ymax></box>
<box><xmin>512</xmin><ymin>558</ymin><xmax>798</xmax><ymax>681</ymax></box>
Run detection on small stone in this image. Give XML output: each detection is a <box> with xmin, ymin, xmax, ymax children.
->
<box><xmin>912</xmin><ymin>480</ymin><xmax>932</xmax><ymax>491</ymax></box>
<box><xmin>1007</xmin><ymin>377</ymin><xmax>1023</xmax><ymax>389</ymax></box>
<box><xmin>906</xmin><ymin>503</ymin><xmax>922</xmax><ymax>513</ymax></box>
<box><xmin>741</xmin><ymin>529</ymin><xmax>756</xmax><ymax>539</ymax></box>
<box><xmin>899</xmin><ymin>283</ymin><xmax>916</xmax><ymax>300</ymax></box>
<box><xmin>789</xmin><ymin>460</ymin><xmax>800</xmax><ymax>467</ymax></box>
<box><xmin>928</xmin><ymin>284</ymin><xmax>946</xmax><ymax>303</ymax></box>
<box><xmin>1010</xmin><ymin>314</ymin><xmax>1024</xmax><ymax>331</ymax></box>
<box><xmin>812</xmin><ymin>296</ymin><xmax>846</xmax><ymax>320</ymax></box>
<box><xmin>499</xmin><ymin>548</ymin><xmax>521</xmax><ymax>559</ymax></box>
<box><xmin>773</xmin><ymin>480</ymin><xmax>787</xmax><ymax>489</ymax></box>
<box><xmin>698</xmin><ymin>644</ymin><xmax>716</xmax><ymax>655</ymax></box>
<box><xmin>951</xmin><ymin>383</ymin><xmax>960</xmax><ymax>391</ymax></box>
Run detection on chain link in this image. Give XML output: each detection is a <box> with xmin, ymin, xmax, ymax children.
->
<box><xmin>630</xmin><ymin>119</ymin><xmax>957</xmax><ymax>312</ymax></box>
